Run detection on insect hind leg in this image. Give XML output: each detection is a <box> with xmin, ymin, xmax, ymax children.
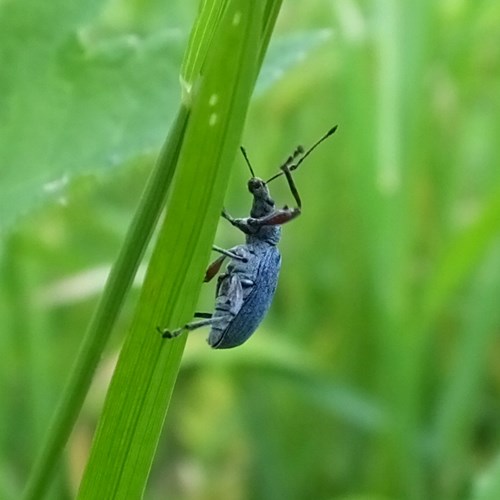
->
<box><xmin>158</xmin><ymin>316</ymin><xmax>218</xmax><ymax>339</ymax></box>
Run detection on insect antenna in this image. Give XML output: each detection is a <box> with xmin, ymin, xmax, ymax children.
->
<box><xmin>240</xmin><ymin>146</ymin><xmax>256</xmax><ymax>178</ymax></box>
<box><xmin>266</xmin><ymin>125</ymin><xmax>338</xmax><ymax>184</ymax></box>
<box><xmin>292</xmin><ymin>125</ymin><xmax>338</xmax><ymax>172</ymax></box>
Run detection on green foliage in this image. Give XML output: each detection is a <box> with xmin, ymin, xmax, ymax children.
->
<box><xmin>1</xmin><ymin>0</ymin><xmax>500</xmax><ymax>499</ymax></box>
<box><xmin>0</xmin><ymin>0</ymin><xmax>187</xmax><ymax>233</ymax></box>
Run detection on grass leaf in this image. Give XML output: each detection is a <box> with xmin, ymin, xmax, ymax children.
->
<box><xmin>77</xmin><ymin>1</ymin><xmax>281</xmax><ymax>497</ymax></box>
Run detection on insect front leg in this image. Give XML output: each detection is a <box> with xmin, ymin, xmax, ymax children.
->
<box><xmin>223</xmin><ymin>203</ymin><xmax>300</xmax><ymax>231</ymax></box>
<box><xmin>221</xmin><ymin>209</ymin><xmax>253</xmax><ymax>234</ymax></box>
<box><xmin>247</xmin><ymin>206</ymin><xmax>301</xmax><ymax>227</ymax></box>
<box><xmin>281</xmin><ymin>163</ymin><xmax>302</xmax><ymax>209</ymax></box>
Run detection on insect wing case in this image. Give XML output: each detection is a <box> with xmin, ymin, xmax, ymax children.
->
<box><xmin>208</xmin><ymin>245</ymin><xmax>281</xmax><ymax>349</ymax></box>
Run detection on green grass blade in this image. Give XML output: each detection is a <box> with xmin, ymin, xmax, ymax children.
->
<box><xmin>260</xmin><ymin>0</ymin><xmax>284</xmax><ymax>65</ymax></box>
<box><xmin>423</xmin><ymin>190</ymin><xmax>500</xmax><ymax>324</ymax></box>
<box><xmin>77</xmin><ymin>1</ymin><xmax>278</xmax><ymax>497</ymax></box>
<box><xmin>22</xmin><ymin>107</ymin><xmax>189</xmax><ymax>500</ymax></box>
<box><xmin>471</xmin><ymin>451</ymin><xmax>500</xmax><ymax>500</ymax></box>
<box><xmin>180</xmin><ymin>0</ymin><xmax>226</xmax><ymax>97</ymax></box>
<box><xmin>434</xmin><ymin>242</ymin><xmax>500</xmax><ymax>498</ymax></box>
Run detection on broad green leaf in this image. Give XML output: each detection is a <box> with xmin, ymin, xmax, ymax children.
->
<box><xmin>0</xmin><ymin>0</ymin><xmax>186</xmax><ymax>232</ymax></box>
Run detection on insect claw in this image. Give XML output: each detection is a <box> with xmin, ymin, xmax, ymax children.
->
<box><xmin>157</xmin><ymin>326</ymin><xmax>182</xmax><ymax>339</ymax></box>
<box><xmin>163</xmin><ymin>330</ymin><xmax>181</xmax><ymax>339</ymax></box>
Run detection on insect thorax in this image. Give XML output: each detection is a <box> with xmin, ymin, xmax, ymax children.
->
<box><xmin>246</xmin><ymin>225</ymin><xmax>281</xmax><ymax>246</ymax></box>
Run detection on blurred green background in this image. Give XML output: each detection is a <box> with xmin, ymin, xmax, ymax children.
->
<box><xmin>1</xmin><ymin>0</ymin><xmax>500</xmax><ymax>499</ymax></box>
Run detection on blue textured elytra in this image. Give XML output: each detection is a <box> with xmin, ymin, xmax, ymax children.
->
<box><xmin>208</xmin><ymin>243</ymin><xmax>281</xmax><ymax>349</ymax></box>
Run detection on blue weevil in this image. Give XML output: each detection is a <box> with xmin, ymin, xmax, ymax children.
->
<box><xmin>159</xmin><ymin>125</ymin><xmax>337</xmax><ymax>348</ymax></box>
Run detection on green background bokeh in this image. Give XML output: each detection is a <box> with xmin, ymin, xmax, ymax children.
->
<box><xmin>1</xmin><ymin>1</ymin><xmax>500</xmax><ymax>499</ymax></box>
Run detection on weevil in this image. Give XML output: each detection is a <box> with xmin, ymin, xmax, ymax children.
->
<box><xmin>159</xmin><ymin>125</ymin><xmax>338</xmax><ymax>349</ymax></box>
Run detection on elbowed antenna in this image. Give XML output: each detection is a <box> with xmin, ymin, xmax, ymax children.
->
<box><xmin>239</xmin><ymin>146</ymin><xmax>256</xmax><ymax>178</ymax></box>
<box><xmin>266</xmin><ymin>125</ymin><xmax>338</xmax><ymax>184</ymax></box>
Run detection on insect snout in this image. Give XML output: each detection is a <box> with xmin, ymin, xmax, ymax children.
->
<box><xmin>247</xmin><ymin>177</ymin><xmax>265</xmax><ymax>193</ymax></box>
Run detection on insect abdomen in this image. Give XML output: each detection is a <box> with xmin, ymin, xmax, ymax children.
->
<box><xmin>208</xmin><ymin>246</ymin><xmax>281</xmax><ymax>349</ymax></box>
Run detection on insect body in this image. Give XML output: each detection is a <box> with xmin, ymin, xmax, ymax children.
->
<box><xmin>159</xmin><ymin>125</ymin><xmax>338</xmax><ymax>348</ymax></box>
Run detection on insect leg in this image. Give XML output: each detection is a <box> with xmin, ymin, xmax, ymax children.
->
<box><xmin>158</xmin><ymin>317</ymin><xmax>219</xmax><ymax>339</ymax></box>
<box><xmin>204</xmin><ymin>254</ymin><xmax>226</xmax><ymax>282</ymax></box>
<box><xmin>281</xmin><ymin>163</ymin><xmax>302</xmax><ymax>209</ymax></box>
<box><xmin>221</xmin><ymin>208</ymin><xmax>234</xmax><ymax>223</ymax></box>
<box><xmin>194</xmin><ymin>312</ymin><xmax>213</xmax><ymax>318</ymax></box>
<box><xmin>212</xmin><ymin>245</ymin><xmax>248</xmax><ymax>261</ymax></box>
<box><xmin>248</xmin><ymin>207</ymin><xmax>301</xmax><ymax>227</ymax></box>
<box><xmin>221</xmin><ymin>209</ymin><xmax>252</xmax><ymax>235</ymax></box>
